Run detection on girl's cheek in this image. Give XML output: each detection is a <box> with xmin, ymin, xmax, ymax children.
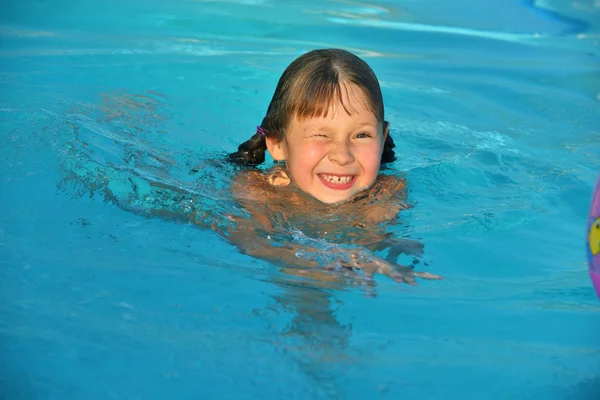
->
<box><xmin>288</xmin><ymin>144</ymin><xmax>322</xmax><ymax>175</ymax></box>
<box><xmin>297</xmin><ymin>143</ymin><xmax>326</xmax><ymax>161</ymax></box>
<box><xmin>357</xmin><ymin>144</ymin><xmax>384</xmax><ymax>166</ymax></box>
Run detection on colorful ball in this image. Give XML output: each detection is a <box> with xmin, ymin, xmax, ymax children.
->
<box><xmin>587</xmin><ymin>175</ymin><xmax>600</xmax><ymax>299</ymax></box>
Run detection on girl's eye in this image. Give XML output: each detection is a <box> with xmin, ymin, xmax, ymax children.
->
<box><xmin>356</xmin><ymin>132</ymin><xmax>372</xmax><ymax>139</ymax></box>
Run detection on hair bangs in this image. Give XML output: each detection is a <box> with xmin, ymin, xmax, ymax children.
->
<box><xmin>287</xmin><ymin>70</ymin><xmax>376</xmax><ymax>121</ymax></box>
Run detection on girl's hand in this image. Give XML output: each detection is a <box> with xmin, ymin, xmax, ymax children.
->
<box><xmin>347</xmin><ymin>250</ymin><xmax>442</xmax><ymax>286</ymax></box>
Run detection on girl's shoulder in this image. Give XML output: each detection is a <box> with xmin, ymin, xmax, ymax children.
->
<box><xmin>368</xmin><ymin>173</ymin><xmax>407</xmax><ymax>201</ymax></box>
<box><xmin>231</xmin><ymin>166</ymin><xmax>291</xmax><ymax>202</ymax></box>
<box><xmin>351</xmin><ymin>174</ymin><xmax>408</xmax><ymax>224</ymax></box>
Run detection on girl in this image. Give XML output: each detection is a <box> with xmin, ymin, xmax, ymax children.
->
<box><xmin>63</xmin><ymin>49</ymin><xmax>440</xmax><ymax>287</ymax></box>
<box><xmin>221</xmin><ymin>48</ymin><xmax>441</xmax><ymax>285</ymax></box>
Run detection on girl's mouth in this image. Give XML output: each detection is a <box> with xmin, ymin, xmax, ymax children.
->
<box><xmin>317</xmin><ymin>174</ymin><xmax>356</xmax><ymax>190</ymax></box>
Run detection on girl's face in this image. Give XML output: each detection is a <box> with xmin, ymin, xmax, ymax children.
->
<box><xmin>266</xmin><ymin>83</ymin><xmax>388</xmax><ymax>204</ymax></box>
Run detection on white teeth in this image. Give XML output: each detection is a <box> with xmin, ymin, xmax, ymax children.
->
<box><xmin>320</xmin><ymin>174</ymin><xmax>353</xmax><ymax>184</ymax></box>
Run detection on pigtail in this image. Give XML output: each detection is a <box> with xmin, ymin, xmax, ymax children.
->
<box><xmin>226</xmin><ymin>129</ymin><xmax>267</xmax><ymax>166</ymax></box>
<box><xmin>381</xmin><ymin>121</ymin><xmax>396</xmax><ymax>164</ymax></box>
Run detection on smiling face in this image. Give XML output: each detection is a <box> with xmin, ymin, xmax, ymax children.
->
<box><xmin>266</xmin><ymin>83</ymin><xmax>388</xmax><ymax>204</ymax></box>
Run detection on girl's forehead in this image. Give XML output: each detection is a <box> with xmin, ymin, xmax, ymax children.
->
<box><xmin>303</xmin><ymin>84</ymin><xmax>376</xmax><ymax>120</ymax></box>
<box><xmin>318</xmin><ymin>102</ymin><xmax>377</xmax><ymax>121</ymax></box>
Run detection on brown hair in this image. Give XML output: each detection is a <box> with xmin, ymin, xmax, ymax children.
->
<box><xmin>226</xmin><ymin>48</ymin><xmax>396</xmax><ymax>166</ymax></box>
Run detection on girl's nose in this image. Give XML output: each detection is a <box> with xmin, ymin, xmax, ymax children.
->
<box><xmin>328</xmin><ymin>140</ymin><xmax>355</xmax><ymax>166</ymax></box>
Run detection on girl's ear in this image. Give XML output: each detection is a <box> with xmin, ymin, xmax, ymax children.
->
<box><xmin>383</xmin><ymin>120</ymin><xmax>390</xmax><ymax>141</ymax></box>
<box><xmin>265</xmin><ymin>136</ymin><xmax>287</xmax><ymax>162</ymax></box>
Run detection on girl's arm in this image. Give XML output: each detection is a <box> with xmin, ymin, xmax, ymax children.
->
<box><xmin>95</xmin><ymin>167</ymin><xmax>440</xmax><ymax>285</ymax></box>
<box><xmin>223</xmin><ymin>224</ymin><xmax>439</xmax><ymax>285</ymax></box>
<box><xmin>218</xmin><ymin>207</ymin><xmax>439</xmax><ymax>285</ymax></box>
<box><xmin>226</xmin><ymin>170</ymin><xmax>441</xmax><ymax>284</ymax></box>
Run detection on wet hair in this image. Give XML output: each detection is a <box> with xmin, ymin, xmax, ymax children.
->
<box><xmin>226</xmin><ymin>48</ymin><xmax>396</xmax><ymax>166</ymax></box>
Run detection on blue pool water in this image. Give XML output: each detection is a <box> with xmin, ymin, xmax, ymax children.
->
<box><xmin>2</xmin><ymin>0</ymin><xmax>600</xmax><ymax>399</ymax></box>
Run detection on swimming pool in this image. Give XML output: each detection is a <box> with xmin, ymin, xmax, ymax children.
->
<box><xmin>1</xmin><ymin>0</ymin><xmax>600</xmax><ymax>398</ymax></box>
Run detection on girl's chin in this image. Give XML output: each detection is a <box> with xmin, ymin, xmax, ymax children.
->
<box><xmin>310</xmin><ymin>188</ymin><xmax>364</xmax><ymax>205</ymax></box>
<box><xmin>291</xmin><ymin>177</ymin><xmax>374</xmax><ymax>204</ymax></box>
